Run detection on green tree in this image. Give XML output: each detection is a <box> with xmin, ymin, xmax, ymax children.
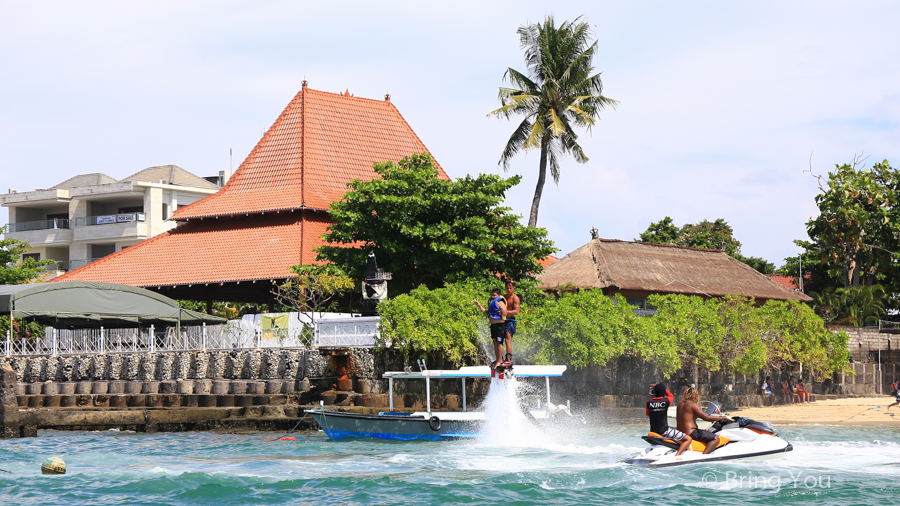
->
<box><xmin>376</xmin><ymin>281</ymin><xmax>485</xmax><ymax>365</ymax></box>
<box><xmin>489</xmin><ymin>15</ymin><xmax>618</xmax><ymax>227</ymax></box>
<box><xmin>805</xmin><ymin>159</ymin><xmax>900</xmax><ymax>289</ymax></box>
<box><xmin>637</xmin><ymin>218</ymin><xmax>775</xmax><ymax>274</ymax></box>
<box><xmin>0</xmin><ymin>227</ymin><xmax>53</xmax><ymax>284</ymax></box>
<box><xmin>317</xmin><ymin>153</ymin><xmax>557</xmax><ymax>295</ymax></box>
<box><xmin>637</xmin><ymin>216</ymin><xmax>680</xmax><ymax>245</ymax></box>
<box><xmin>274</xmin><ymin>264</ymin><xmax>354</xmax><ymax>315</ymax></box>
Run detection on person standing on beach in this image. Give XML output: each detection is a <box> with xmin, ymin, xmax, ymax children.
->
<box><xmin>889</xmin><ymin>379</ymin><xmax>900</xmax><ymax>410</ymax></box>
<box><xmin>503</xmin><ymin>281</ymin><xmax>520</xmax><ymax>366</ymax></box>
<box><xmin>761</xmin><ymin>376</ymin><xmax>777</xmax><ymax>406</ymax></box>
<box><xmin>474</xmin><ymin>288</ymin><xmax>507</xmax><ymax>369</ymax></box>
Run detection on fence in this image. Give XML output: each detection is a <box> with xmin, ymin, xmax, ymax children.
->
<box><xmin>1</xmin><ymin>317</ymin><xmax>379</xmax><ymax>357</ymax></box>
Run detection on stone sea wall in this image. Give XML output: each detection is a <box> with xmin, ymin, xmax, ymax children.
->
<box><xmin>0</xmin><ymin>349</ymin><xmax>885</xmax><ymax>415</ymax></box>
<box><xmin>0</xmin><ymin>348</ymin><xmax>375</xmax><ymax>384</ymax></box>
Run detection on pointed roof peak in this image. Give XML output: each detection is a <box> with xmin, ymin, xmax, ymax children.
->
<box><xmin>173</xmin><ymin>85</ymin><xmax>446</xmax><ymax>221</ymax></box>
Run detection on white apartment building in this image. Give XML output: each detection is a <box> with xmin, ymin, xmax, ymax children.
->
<box><xmin>1</xmin><ymin>165</ymin><xmax>226</xmax><ymax>277</ymax></box>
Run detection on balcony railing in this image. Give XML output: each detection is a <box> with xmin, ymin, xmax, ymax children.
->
<box><xmin>5</xmin><ymin>219</ymin><xmax>70</xmax><ymax>232</ymax></box>
<box><xmin>75</xmin><ymin>213</ymin><xmax>145</xmax><ymax>227</ymax></box>
<box><xmin>70</xmin><ymin>258</ymin><xmax>108</xmax><ymax>270</ymax></box>
<box><xmin>43</xmin><ymin>261</ymin><xmax>70</xmax><ymax>271</ymax></box>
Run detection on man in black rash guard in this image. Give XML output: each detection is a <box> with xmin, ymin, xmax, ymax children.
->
<box><xmin>646</xmin><ymin>382</ymin><xmax>692</xmax><ymax>456</ymax></box>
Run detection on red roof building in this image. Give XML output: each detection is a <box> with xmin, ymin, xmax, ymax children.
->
<box><xmin>55</xmin><ymin>83</ymin><xmax>448</xmax><ymax>304</ymax></box>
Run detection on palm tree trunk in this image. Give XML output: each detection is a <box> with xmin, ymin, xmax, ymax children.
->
<box><xmin>528</xmin><ymin>137</ymin><xmax>549</xmax><ymax>228</ymax></box>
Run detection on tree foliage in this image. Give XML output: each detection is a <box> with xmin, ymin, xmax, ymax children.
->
<box><xmin>377</xmin><ymin>283</ymin><xmax>850</xmax><ymax>377</ymax></box>
<box><xmin>376</xmin><ymin>281</ymin><xmax>486</xmax><ymax>365</ymax></box>
<box><xmin>317</xmin><ymin>153</ymin><xmax>557</xmax><ymax>295</ymax></box>
<box><xmin>637</xmin><ymin>217</ymin><xmax>775</xmax><ymax>274</ymax></box>
<box><xmin>0</xmin><ymin>227</ymin><xmax>53</xmax><ymax>284</ymax></box>
<box><xmin>804</xmin><ymin>158</ymin><xmax>899</xmax><ymax>290</ymax></box>
<box><xmin>489</xmin><ymin>15</ymin><xmax>618</xmax><ymax>227</ymax></box>
<box><xmin>273</xmin><ymin>264</ymin><xmax>354</xmax><ymax>317</ymax></box>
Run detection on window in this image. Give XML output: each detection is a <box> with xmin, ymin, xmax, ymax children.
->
<box><xmin>162</xmin><ymin>203</ymin><xmax>169</xmax><ymax>220</ymax></box>
<box><xmin>22</xmin><ymin>253</ymin><xmax>40</xmax><ymax>261</ymax></box>
<box><xmin>626</xmin><ymin>297</ymin><xmax>646</xmax><ymax>310</ymax></box>
<box><xmin>118</xmin><ymin>206</ymin><xmax>144</xmax><ymax>214</ymax></box>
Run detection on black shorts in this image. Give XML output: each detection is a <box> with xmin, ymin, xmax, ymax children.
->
<box><xmin>690</xmin><ymin>428</ymin><xmax>717</xmax><ymax>444</ymax></box>
<box><xmin>490</xmin><ymin>322</ymin><xmax>507</xmax><ymax>343</ymax></box>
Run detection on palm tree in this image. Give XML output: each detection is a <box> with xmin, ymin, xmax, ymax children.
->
<box><xmin>489</xmin><ymin>15</ymin><xmax>618</xmax><ymax>227</ymax></box>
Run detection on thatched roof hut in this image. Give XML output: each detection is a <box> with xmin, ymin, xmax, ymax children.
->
<box><xmin>537</xmin><ymin>238</ymin><xmax>812</xmax><ymax>303</ymax></box>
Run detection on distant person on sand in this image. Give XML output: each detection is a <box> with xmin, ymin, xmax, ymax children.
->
<box><xmin>646</xmin><ymin>383</ymin><xmax>692</xmax><ymax>456</ymax></box>
<box><xmin>789</xmin><ymin>376</ymin><xmax>801</xmax><ymax>404</ymax></box>
<box><xmin>795</xmin><ymin>380</ymin><xmax>810</xmax><ymax>403</ymax></box>
<box><xmin>503</xmin><ymin>281</ymin><xmax>520</xmax><ymax>366</ymax></box>
<box><xmin>677</xmin><ymin>377</ymin><xmax>690</xmax><ymax>396</ymax></box>
<box><xmin>889</xmin><ymin>379</ymin><xmax>900</xmax><ymax>410</ymax></box>
<box><xmin>474</xmin><ymin>288</ymin><xmax>507</xmax><ymax>369</ymax></box>
<box><xmin>676</xmin><ymin>387</ymin><xmax>729</xmax><ymax>455</ymax></box>
<box><xmin>781</xmin><ymin>380</ymin><xmax>793</xmax><ymax>404</ymax></box>
<box><xmin>761</xmin><ymin>376</ymin><xmax>777</xmax><ymax>406</ymax></box>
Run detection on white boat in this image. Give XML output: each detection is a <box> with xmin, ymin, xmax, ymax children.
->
<box><xmin>306</xmin><ymin>365</ymin><xmax>574</xmax><ymax>441</ymax></box>
<box><xmin>624</xmin><ymin>416</ymin><xmax>793</xmax><ymax>467</ymax></box>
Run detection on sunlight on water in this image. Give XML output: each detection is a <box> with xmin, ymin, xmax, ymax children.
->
<box><xmin>0</xmin><ymin>418</ymin><xmax>897</xmax><ymax>505</ymax></box>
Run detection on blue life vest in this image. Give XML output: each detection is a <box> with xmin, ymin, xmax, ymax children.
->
<box><xmin>488</xmin><ymin>296</ymin><xmax>506</xmax><ymax>320</ymax></box>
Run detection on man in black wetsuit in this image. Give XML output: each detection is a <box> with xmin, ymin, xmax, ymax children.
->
<box><xmin>646</xmin><ymin>382</ymin><xmax>692</xmax><ymax>456</ymax></box>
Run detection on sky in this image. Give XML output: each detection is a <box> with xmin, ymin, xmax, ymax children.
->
<box><xmin>1</xmin><ymin>1</ymin><xmax>898</xmax><ymax>268</ymax></box>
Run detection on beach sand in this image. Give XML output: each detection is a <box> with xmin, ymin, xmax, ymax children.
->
<box><xmin>729</xmin><ymin>396</ymin><xmax>900</xmax><ymax>426</ymax></box>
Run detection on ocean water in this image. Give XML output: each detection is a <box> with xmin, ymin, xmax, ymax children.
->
<box><xmin>2</xmin><ymin>380</ymin><xmax>899</xmax><ymax>505</ymax></box>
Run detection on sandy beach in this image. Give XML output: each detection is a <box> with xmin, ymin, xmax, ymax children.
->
<box><xmin>729</xmin><ymin>396</ymin><xmax>900</xmax><ymax>426</ymax></box>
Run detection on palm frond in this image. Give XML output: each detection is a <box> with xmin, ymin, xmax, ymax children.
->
<box><xmin>525</xmin><ymin>119</ymin><xmax>545</xmax><ymax>150</ymax></box>
<box><xmin>547</xmin><ymin>107</ymin><xmax>567</xmax><ymax>136</ymax></box>
<box><xmin>505</xmin><ymin>68</ymin><xmax>540</xmax><ymax>94</ymax></box>
<box><xmin>498</xmin><ymin>118</ymin><xmax>534</xmax><ymax>171</ymax></box>
<box><xmin>547</xmin><ymin>139</ymin><xmax>561</xmax><ymax>183</ymax></box>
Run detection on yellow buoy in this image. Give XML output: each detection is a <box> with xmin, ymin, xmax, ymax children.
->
<box><xmin>40</xmin><ymin>457</ymin><xmax>66</xmax><ymax>475</ymax></box>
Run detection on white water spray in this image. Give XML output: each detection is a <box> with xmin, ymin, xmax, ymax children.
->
<box><xmin>477</xmin><ymin>376</ymin><xmax>552</xmax><ymax>447</ymax></box>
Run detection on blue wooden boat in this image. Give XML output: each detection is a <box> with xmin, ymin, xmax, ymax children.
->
<box><xmin>306</xmin><ymin>365</ymin><xmax>570</xmax><ymax>441</ymax></box>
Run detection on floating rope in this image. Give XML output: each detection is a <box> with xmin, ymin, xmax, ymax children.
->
<box><xmin>272</xmin><ymin>412</ymin><xmax>310</xmax><ymax>441</ymax></box>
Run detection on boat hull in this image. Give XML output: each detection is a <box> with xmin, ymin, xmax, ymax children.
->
<box><xmin>306</xmin><ymin>409</ymin><xmax>483</xmax><ymax>441</ymax></box>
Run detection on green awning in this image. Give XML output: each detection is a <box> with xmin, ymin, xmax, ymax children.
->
<box><xmin>0</xmin><ymin>281</ymin><xmax>225</xmax><ymax>328</ymax></box>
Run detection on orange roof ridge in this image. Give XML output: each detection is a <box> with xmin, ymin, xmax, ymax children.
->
<box><xmin>173</xmin><ymin>84</ymin><xmax>447</xmax><ymax>221</ymax></box>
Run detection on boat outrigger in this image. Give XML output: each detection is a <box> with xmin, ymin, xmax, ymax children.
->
<box><xmin>306</xmin><ymin>365</ymin><xmax>572</xmax><ymax>441</ymax></box>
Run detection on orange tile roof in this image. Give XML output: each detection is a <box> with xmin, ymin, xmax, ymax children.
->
<box><xmin>174</xmin><ymin>84</ymin><xmax>447</xmax><ymax>220</ymax></box>
<box><xmin>55</xmin><ymin>212</ymin><xmax>331</xmax><ymax>287</ymax></box>
<box><xmin>766</xmin><ymin>274</ymin><xmax>810</xmax><ymax>291</ymax></box>
<box><xmin>537</xmin><ymin>255</ymin><xmax>559</xmax><ymax>268</ymax></box>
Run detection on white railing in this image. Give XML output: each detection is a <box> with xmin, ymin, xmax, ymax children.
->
<box><xmin>1</xmin><ymin>316</ymin><xmax>380</xmax><ymax>357</ymax></box>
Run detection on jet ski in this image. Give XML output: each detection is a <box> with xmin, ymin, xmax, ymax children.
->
<box><xmin>624</xmin><ymin>416</ymin><xmax>793</xmax><ymax>467</ymax></box>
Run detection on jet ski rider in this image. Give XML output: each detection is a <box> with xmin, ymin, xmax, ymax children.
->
<box><xmin>676</xmin><ymin>387</ymin><xmax>729</xmax><ymax>454</ymax></box>
<box><xmin>646</xmin><ymin>383</ymin><xmax>691</xmax><ymax>456</ymax></box>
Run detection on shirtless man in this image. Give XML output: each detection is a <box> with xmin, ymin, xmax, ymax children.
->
<box><xmin>676</xmin><ymin>387</ymin><xmax>729</xmax><ymax>454</ymax></box>
<box><xmin>503</xmin><ymin>281</ymin><xmax>521</xmax><ymax>365</ymax></box>
<box><xmin>474</xmin><ymin>288</ymin><xmax>507</xmax><ymax>368</ymax></box>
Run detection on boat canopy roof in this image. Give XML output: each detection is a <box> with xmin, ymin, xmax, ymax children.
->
<box><xmin>383</xmin><ymin>365</ymin><xmax>566</xmax><ymax>379</ymax></box>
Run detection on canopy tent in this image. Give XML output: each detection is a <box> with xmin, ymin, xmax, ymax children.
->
<box><xmin>0</xmin><ymin>281</ymin><xmax>225</xmax><ymax>328</ymax></box>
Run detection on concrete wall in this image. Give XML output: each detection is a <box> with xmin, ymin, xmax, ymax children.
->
<box><xmin>836</xmin><ymin>325</ymin><xmax>899</xmax><ymax>363</ymax></box>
